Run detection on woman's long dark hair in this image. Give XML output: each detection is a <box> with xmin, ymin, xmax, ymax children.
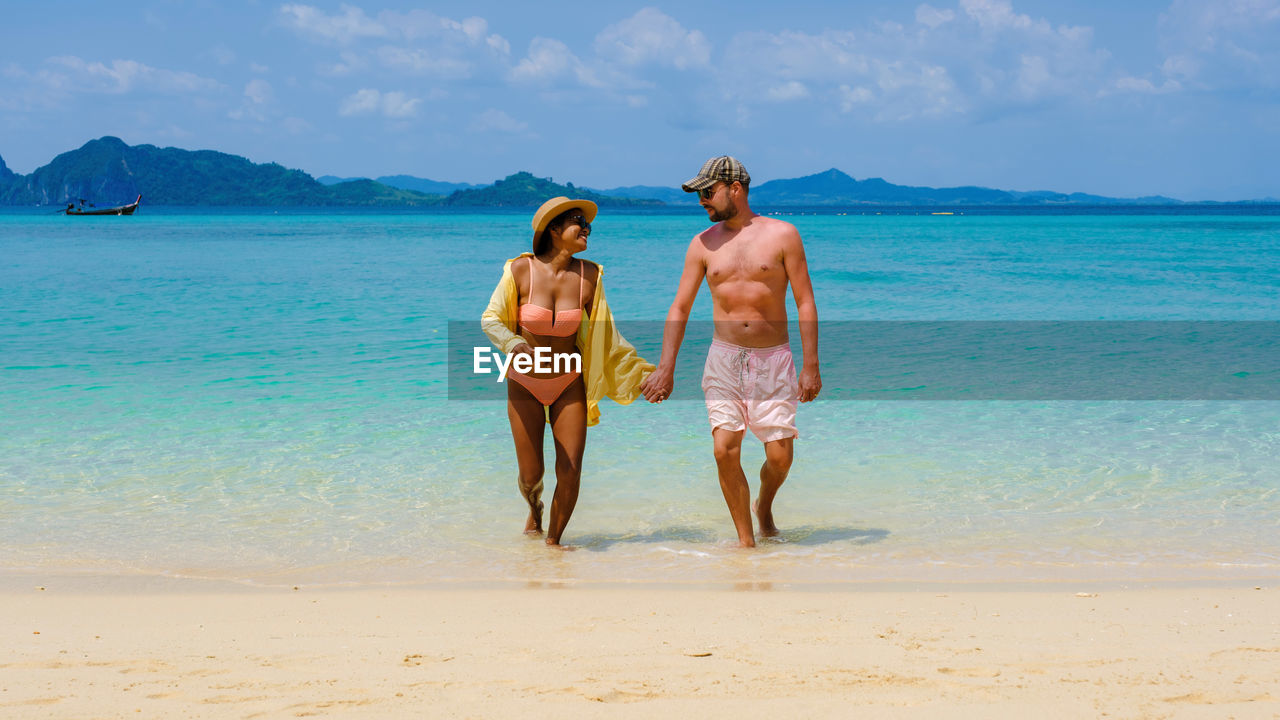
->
<box><xmin>534</xmin><ymin>208</ymin><xmax>578</xmax><ymax>256</ymax></box>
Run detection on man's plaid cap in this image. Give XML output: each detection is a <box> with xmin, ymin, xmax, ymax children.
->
<box><xmin>681</xmin><ymin>156</ymin><xmax>751</xmax><ymax>193</ymax></box>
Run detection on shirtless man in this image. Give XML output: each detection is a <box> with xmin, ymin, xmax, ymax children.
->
<box><xmin>640</xmin><ymin>156</ymin><xmax>821</xmax><ymax>547</ymax></box>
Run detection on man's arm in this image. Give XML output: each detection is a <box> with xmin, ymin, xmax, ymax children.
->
<box><xmin>782</xmin><ymin>227</ymin><xmax>821</xmax><ymax>402</ymax></box>
<box><xmin>639</xmin><ymin>238</ymin><xmax>705</xmax><ymax>403</ymax></box>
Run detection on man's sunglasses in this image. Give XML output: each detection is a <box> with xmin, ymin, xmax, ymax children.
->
<box><xmin>698</xmin><ymin>183</ymin><xmax>730</xmax><ymax>200</ymax></box>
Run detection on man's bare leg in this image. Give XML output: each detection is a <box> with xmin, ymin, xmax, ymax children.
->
<box><xmin>712</xmin><ymin>427</ymin><xmax>755</xmax><ymax>547</ymax></box>
<box><xmin>754</xmin><ymin>437</ymin><xmax>794</xmax><ymax>537</ymax></box>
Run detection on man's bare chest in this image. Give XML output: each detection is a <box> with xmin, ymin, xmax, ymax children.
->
<box><xmin>705</xmin><ymin>239</ymin><xmax>784</xmax><ymax>285</ymax></box>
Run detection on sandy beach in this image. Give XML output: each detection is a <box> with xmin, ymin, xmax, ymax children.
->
<box><xmin>4</xmin><ymin>580</ymin><xmax>1277</xmax><ymax>719</ymax></box>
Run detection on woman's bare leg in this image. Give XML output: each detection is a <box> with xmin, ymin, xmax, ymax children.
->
<box><xmin>507</xmin><ymin>384</ymin><xmax>548</xmax><ymax>534</ymax></box>
<box><xmin>544</xmin><ymin>378</ymin><xmax>587</xmax><ymax>546</ymax></box>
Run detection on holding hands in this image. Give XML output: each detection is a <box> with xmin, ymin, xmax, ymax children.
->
<box><xmin>640</xmin><ymin>366</ymin><xmax>674</xmax><ymax>404</ymax></box>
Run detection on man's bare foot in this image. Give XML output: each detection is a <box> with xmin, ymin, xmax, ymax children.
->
<box><xmin>753</xmin><ymin>499</ymin><xmax>779</xmax><ymax>537</ymax></box>
<box><xmin>545</xmin><ymin>538</ymin><xmax>577</xmax><ymax>550</ymax></box>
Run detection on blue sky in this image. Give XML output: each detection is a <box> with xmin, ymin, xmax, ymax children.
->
<box><xmin>2</xmin><ymin>0</ymin><xmax>1277</xmax><ymax>200</ymax></box>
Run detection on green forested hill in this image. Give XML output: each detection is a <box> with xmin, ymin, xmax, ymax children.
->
<box><xmin>443</xmin><ymin>171</ymin><xmax>661</xmax><ymax>207</ymax></box>
<box><xmin>0</xmin><ymin>137</ymin><xmax>441</xmax><ymax>207</ymax></box>
<box><xmin>6</xmin><ymin>137</ymin><xmax>1192</xmax><ymax>209</ymax></box>
<box><xmin>0</xmin><ymin>139</ymin><xmax>666</xmax><ymax>208</ymax></box>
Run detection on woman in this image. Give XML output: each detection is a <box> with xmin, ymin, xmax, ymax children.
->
<box><xmin>481</xmin><ymin>196</ymin><xmax>654</xmax><ymax>546</ymax></box>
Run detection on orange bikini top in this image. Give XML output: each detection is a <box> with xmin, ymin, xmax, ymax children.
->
<box><xmin>518</xmin><ymin>257</ymin><xmax>583</xmax><ymax>337</ymax></box>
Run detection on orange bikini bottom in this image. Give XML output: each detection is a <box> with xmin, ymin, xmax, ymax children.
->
<box><xmin>508</xmin><ymin>371</ymin><xmax>581</xmax><ymax>406</ymax></box>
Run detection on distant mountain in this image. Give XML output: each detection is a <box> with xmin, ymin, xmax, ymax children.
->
<box><xmin>318</xmin><ymin>174</ymin><xmax>486</xmax><ymax>195</ymax></box>
<box><xmin>321</xmin><ymin>179</ymin><xmax>443</xmax><ymax>205</ymax></box>
<box><xmin>588</xmin><ymin>184</ymin><xmax>697</xmax><ymax>205</ymax></box>
<box><xmin>752</xmin><ymin>169</ymin><xmax>1012</xmax><ymax>204</ymax></box>
<box><xmin>1005</xmin><ymin>189</ymin><xmax>1180</xmax><ymax>205</ymax></box>
<box><xmin>584</xmin><ymin>169</ymin><xmax>1187</xmax><ymax>206</ymax></box>
<box><xmin>746</xmin><ymin>168</ymin><xmax>1183</xmax><ymax>206</ymax></box>
<box><xmin>444</xmin><ymin>171</ymin><xmax>662</xmax><ymax>207</ymax></box>
<box><xmin>374</xmin><ymin>175</ymin><xmax>485</xmax><ymax>195</ymax></box>
<box><xmin>316</xmin><ymin>175</ymin><xmax>361</xmax><ymax>185</ymax></box>
<box><xmin>0</xmin><ymin>137</ymin><xmax>440</xmax><ymax>206</ymax></box>
<box><xmin>9</xmin><ymin>138</ymin><xmax>1263</xmax><ymax>208</ymax></box>
<box><xmin>0</xmin><ymin>138</ymin><xmax>663</xmax><ymax>207</ymax></box>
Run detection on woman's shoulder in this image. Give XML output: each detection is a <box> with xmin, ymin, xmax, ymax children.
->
<box><xmin>508</xmin><ymin>254</ymin><xmax>532</xmax><ymax>283</ymax></box>
<box><xmin>578</xmin><ymin>258</ymin><xmax>601</xmax><ymax>282</ymax></box>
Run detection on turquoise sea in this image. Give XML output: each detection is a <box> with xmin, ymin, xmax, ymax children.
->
<box><xmin>2</xmin><ymin>209</ymin><xmax>1278</xmax><ymax>587</ymax></box>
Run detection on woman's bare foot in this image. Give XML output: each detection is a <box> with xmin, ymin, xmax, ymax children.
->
<box><xmin>544</xmin><ymin>537</ymin><xmax>577</xmax><ymax>550</ymax></box>
<box><xmin>524</xmin><ymin>502</ymin><xmax>544</xmax><ymax>535</ymax></box>
<box><xmin>753</xmin><ymin>499</ymin><xmax>779</xmax><ymax>537</ymax></box>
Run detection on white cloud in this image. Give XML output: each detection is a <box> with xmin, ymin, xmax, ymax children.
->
<box><xmin>1157</xmin><ymin>0</ymin><xmax>1280</xmax><ymax>89</ymax></box>
<box><xmin>916</xmin><ymin>4</ymin><xmax>956</xmax><ymax>29</ymax></box>
<box><xmin>838</xmin><ymin>84</ymin><xmax>874</xmax><ymax>111</ymax></box>
<box><xmin>471</xmin><ymin>108</ymin><xmax>528</xmax><ymax>134</ymax></box>
<box><xmin>717</xmin><ymin>1</ymin><xmax>1124</xmax><ymax>120</ymax></box>
<box><xmin>486</xmin><ymin>34</ymin><xmax>512</xmax><ymax>56</ymax></box>
<box><xmin>228</xmin><ymin>79</ymin><xmax>274</xmax><ymax>121</ymax></box>
<box><xmin>728</xmin><ymin>30</ymin><xmax>871</xmax><ymax>81</ymax></box>
<box><xmin>285</xmin><ymin>6</ymin><xmax>512</xmax><ymax>83</ymax></box>
<box><xmin>278</xmin><ymin>4</ymin><xmax>387</xmax><ymax>44</ymax></box>
<box><xmin>961</xmin><ymin>0</ymin><xmax>1037</xmax><ymax>32</ymax></box>
<box><xmin>322</xmin><ymin>51</ymin><xmax>368</xmax><ymax>77</ymax></box>
<box><xmin>594</xmin><ymin>8</ymin><xmax>711</xmax><ymax>70</ymax></box>
<box><xmin>391</xmin><ymin>10</ymin><xmax>505</xmax><ymax>50</ymax></box>
<box><xmin>44</xmin><ymin>56</ymin><xmax>220</xmax><ymax>94</ymax></box>
<box><xmin>873</xmin><ymin>61</ymin><xmax>959</xmax><ymax>118</ymax></box>
<box><xmin>510</xmin><ymin>38</ymin><xmax>581</xmax><ymax>84</ymax></box>
<box><xmin>339</xmin><ymin>88</ymin><xmax>420</xmax><ymax>118</ymax></box>
<box><xmin>281</xmin><ymin>117</ymin><xmax>313</xmax><ymax>135</ymax></box>
<box><xmin>723</xmin><ymin>29</ymin><xmax>960</xmax><ymax>119</ymax></box>
<box><xmin>1111</xmin><ymin>76</ymin><xmax>1182</xmax><ymax>94</ymax></box>
<box><xmin>339</xmin><ymin>88</ymin><xmax>380</xmax><ymax>115</ymax></box>
<box><xmin>376</xmin><ymin>46</ymin><xmax>471</xmax><ymax>78</ymax></box>
<box><xmin>1015</xmin><ymin>54</ymin><xmax>1052</xmax><ymax>98</ymax></box>
<box><xmin>211</xmin><ymin>46</ymin><xmax>237</xmax><ymax>66</ymax></box>
<box><xmin>767</xmin><ymin>81</ymin><xmax>810</xmax><ymax>102</ymax></box>
<box><xmin>379</xmin><ymin>91</ymin><xmax>420</xmax><ymax>118</ymax></box>
<box><xmin>244</xmin><ymin>78</ymin><xmax>273</xmax><ymax>106</ymax></box>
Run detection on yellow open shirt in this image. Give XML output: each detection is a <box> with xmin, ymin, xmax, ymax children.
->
<box><xmin>480</xmin><ymin>254</ymin><xmax>654</xmax><ymax>426</ymax></box>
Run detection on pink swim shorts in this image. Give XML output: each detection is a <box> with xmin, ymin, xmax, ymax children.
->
<box><xmin>701</xmin><ymin>339</ymin><xmax>799</xmax><ymax>443</ymax></box>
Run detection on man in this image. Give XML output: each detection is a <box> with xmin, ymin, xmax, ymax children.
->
<box><xmin>640</xmin><ymin>156</ymin><xmax>821</xmax><ymax>547</ymax></box>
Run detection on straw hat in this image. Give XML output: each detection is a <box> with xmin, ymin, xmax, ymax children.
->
<box><xmin>531</xmin><ymin>196</ymin><xmax>598</xmax><ymax>250</ymax></box>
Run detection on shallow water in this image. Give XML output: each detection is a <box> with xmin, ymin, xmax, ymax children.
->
<box><xmin>1</xmin><ymin>210</ymin><xmax>1277</xmax><ymax>586</ymax></box>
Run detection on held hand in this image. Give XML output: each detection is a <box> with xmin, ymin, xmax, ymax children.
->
<box><xmin>640</xmin><ymin>366</ymin><xmax>675</xmax><ymax>404</ymax></box>
<box><xmin>798</xmin><ymin>366</ymin><xmax>822</xmax><ymax>403</ymax></box>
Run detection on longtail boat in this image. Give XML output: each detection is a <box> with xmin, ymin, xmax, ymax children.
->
<box><xmin>65</xmin><ymin>195</ymin><xmax>141</xmax><ymax>216</ymax></box>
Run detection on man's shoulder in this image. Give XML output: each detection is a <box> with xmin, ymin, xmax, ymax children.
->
<box><xmin>693</xmin><ymin>222</ymin><xmax>722</xmax><ymax>239</ymax></box>
<box><xmin>752</xmin><ymin>215</ymin><xmax>800</xmax><ymax>236</ymax></box>
<box><xmin>690</xmin><ymin>224</ymin><xmax>722</xmax><ymax>250</ymax></box>
<box><xmin>747</xmin><ymin>216</ymin><xmax>802</xmax><ymax>250</ymax></box>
